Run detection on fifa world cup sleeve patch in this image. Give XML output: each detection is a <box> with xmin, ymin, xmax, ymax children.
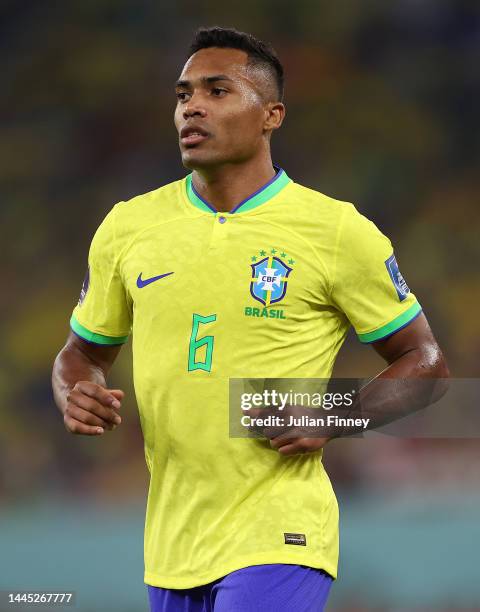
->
<box><xmin>78</xmin><ymin>266</ymin><xmax>90</xmax><ymax>305</ymax></box>
<box><xmin>385</xmin><ymin>254</ymin><xmax>410</xmax><ymax>301</ymax></box>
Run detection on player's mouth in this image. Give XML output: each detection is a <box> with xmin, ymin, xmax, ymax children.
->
<box><xmin>180</xmin><ymin>125</ymin><xmax>210</xmax><ymax>147</ymax></box>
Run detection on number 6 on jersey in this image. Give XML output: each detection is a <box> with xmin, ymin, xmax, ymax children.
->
<box><xmin>188</xmin><ymin>313</ymin><xmax>217</xmax><ymax>372</ymax></box>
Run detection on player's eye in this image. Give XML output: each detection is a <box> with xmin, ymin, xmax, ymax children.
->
<box><xmin>211</xmin><ymin>88</ymin><xmax>227</xmax><ymax>97</ymax></box>
<box><xmin>176</xmin><ymin>91</ymin><xmax>190</xmax><ymax>102</ymax></box>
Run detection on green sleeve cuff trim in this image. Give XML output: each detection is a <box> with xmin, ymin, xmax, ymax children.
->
<box><xmin>70</xmin><ymin>315</ymin><xmax>129</xmax><ymax>345</ymax></box>
<box><xmin>357</xmin><ymin>301</ymin><xmax>422</xmax><ymax>344</ymax></box>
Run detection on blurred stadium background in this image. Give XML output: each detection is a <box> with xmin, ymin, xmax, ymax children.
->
<box><xmin>1</xmin><ymin>1</ymin><xmax>479</xmax><ymax>610</ymax></box>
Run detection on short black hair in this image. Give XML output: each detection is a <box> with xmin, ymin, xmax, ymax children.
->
<box><xmin>188</xmin><ymin>27</ymin><xmax>284</xmax><ymax>102</ymax></box>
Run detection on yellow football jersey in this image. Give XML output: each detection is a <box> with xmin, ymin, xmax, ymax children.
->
<box><xmin>70</xmin><ymin>168</ymin><xmax>421</xmax><ymax>588</ymax></box>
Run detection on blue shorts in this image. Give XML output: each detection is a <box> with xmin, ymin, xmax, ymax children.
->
<box><xmin>147</xmin><ymin>563</ymin><xmax>333</xmax><ymax>612</ymax></box>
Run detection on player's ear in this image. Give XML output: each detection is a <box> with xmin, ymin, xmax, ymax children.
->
<box><xmin>263</xmin><ymin>102</ymin><xmax>285</xmax><ymax>133</ymax></box>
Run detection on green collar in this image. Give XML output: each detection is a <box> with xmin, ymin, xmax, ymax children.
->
<box><xmin>185</xmin><ymin>167</ymin><xmax>291</xmax><ymax>214</ymax></box>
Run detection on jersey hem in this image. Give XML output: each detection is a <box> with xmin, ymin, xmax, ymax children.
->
<box><xmin>70</xmin><ymin>314</ymin><xmax>129</xmax><ymax>345</ymax></box>
<box><xmin>144</xmin><ymin>551</ymin><xmax>337</xmax><ymax>589</ymax></box>
<box><xmin>357</xmin><ymin>301</ymin><xmax>422</xmax><ymax>344</ymax></box>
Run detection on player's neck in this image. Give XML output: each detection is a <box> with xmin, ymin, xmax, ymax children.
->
<box><xmin>191</xmin><ymin>157</ymin><xmax>277</xmax><ymax>213</ymax></box>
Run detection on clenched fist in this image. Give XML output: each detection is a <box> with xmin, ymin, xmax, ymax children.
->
<box><xmin>63</xmin><ymin>381</ymin><xmax>124</xmax><ymax>436</ymax></box>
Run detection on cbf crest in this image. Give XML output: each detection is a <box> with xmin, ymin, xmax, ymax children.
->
<box><xmin>250</xmin><ymin>249</ymin><xmax>294</xmax><ymax>306</ymax></box>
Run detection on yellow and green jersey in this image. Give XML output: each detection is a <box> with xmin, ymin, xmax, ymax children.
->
<box><xmin>70</xmin><ymin>168</ymin><xmax>421</xmax><ymax>588</ymax></box>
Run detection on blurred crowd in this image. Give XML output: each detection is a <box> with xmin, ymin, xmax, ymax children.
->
<box><xmin>1</xmin><ymin>1</ymin><xmax>479</xmax><ymax>608</ymax></box>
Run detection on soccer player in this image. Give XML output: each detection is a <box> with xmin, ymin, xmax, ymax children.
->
<box><xmin>52</xmin><ymin>27</ymin><xmax>449</xmax><ymax>612</ymax></box>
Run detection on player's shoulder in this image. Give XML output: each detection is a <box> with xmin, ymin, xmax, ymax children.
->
<box><xmin>97</xmin><ymin>176</ymin><xmax>189</xmax><ymax>246</ymax></box>
<box><xmin>114</xmin><ymin>176</ymin><xmax>186</xmax><ymax>218</ymax></box>
<box><xmin>287</xmin><ymin>180</ymin><xmax>356</xmax><ymax>220</ymax></box>
<box><xmin>289</xmin><ymin>180</ymin><xmax>379</xmax><ymax>231</ymax></box>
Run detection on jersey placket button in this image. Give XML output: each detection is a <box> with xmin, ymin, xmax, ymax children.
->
<box><xmin>209</xmin><ymin>213</ymin><xmax>229</xmax><ymax>249</ymax></box>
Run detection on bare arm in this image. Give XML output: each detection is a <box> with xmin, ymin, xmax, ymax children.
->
<box><xmin>52</xmin><ymin>331</ymin><xmax>125</xmax><ymax>436</ymax></box>
<box><xmin>371</xmin><ymin>312</ymin><xmax>449</xmax><ymax>379</ymax></box>
<box><xmin>268</xmin><ymin>313</ymin><xmax>450</xmax><ymax>454</ymax></box>
<box><xmin>349</xmin><ymin>312</ymin><xmax>451</xmax><ymax>423</ymax></box>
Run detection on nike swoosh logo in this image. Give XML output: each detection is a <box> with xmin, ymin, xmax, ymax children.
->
<box><xmin>137</xmin><ymin>272</ymin><xmax>174</xmax><ymax>288</ymax></box>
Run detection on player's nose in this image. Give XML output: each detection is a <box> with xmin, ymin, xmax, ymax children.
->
<box><xmin>183</xmin><ymin>99</ymin><xmax>207</xmax><ymax>120</ymax></box>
